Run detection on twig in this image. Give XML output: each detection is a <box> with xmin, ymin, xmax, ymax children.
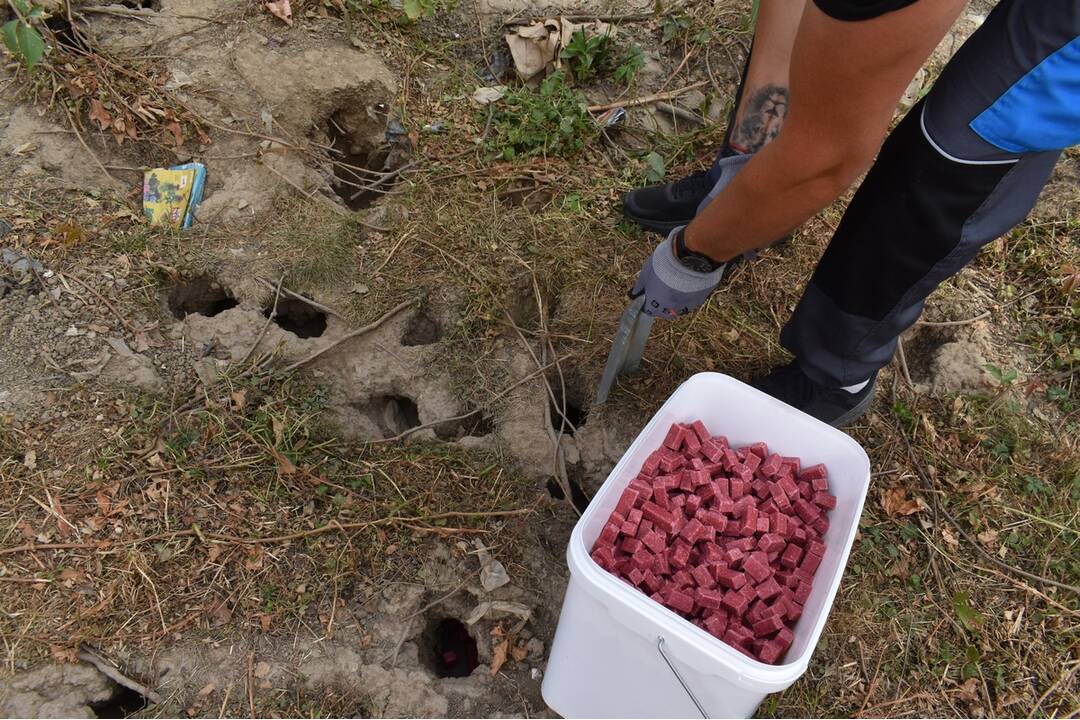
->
<box><xmin>916</xmin><ymin>289</ymin><xmax>1041</xmax><ymax>327</ymax></box>
<box><xmin>246</xmin><ymin>651</ymin><xmax>256</xmax><ymax>718</ymax></box>
<box><xmin>1031</xmin><ymin>655</ymin><xmax>1079</xmax><ymax>715</ymax></box>
<box><xmin>281</xmin><ymin>298</ymin><xmax>418</xmax><ymax>373</ymax></box>
<box><xmin>254</xmin><ymin>277</ymin><xmax>345</xmax><ymax>320</ymax></box>
<box><xmin>856</xmin><ymin>690</ymin><xmax>963</xmax><ymax>717</ymax></box>
<box><xmin>416</xmin><ymin>238</ymin><xmax>487</xmax><ymax>287</ymax></box>
<box><xmin>588</xmin><ymin>80</ymin><xmax>709</xmax><ymax>113</ymax></box>
<box><xmin>78</xmin><ymin>647</ymin><xmax>163</xmax><ymax>705</ymax></box>
<box><xmin>357</xmin><ymin>218</ymin><xmax>391</xmax><ymax>232</ymax></box>
<box><xmin>404</xmin><ymin>580</ymin><xmax>468</xmax><ymax>620</ymax></box>
<box><xmin>61</xmin><ymin>107</ymin><xmax>118</xmax><ymax>185</ymax></box>
<box><xmin>79</xmin><ymin>6</ymin><xmax>154</xmax><ymax>22</ymax></box>
<box><xmin>896</xmin><ymin>336</ymin><xmax>913</xmax><ymax>387</ymax></box>
<box><xmin>915</xmin><ymin>310</ymin><xmax>992</xmax><ymax>327</ymax></box>
<box><xmin>262</xmin><ymin>162</ymin><xmax>348</xmax><ymax>217</ymax></box>
<box><xmin>57</xmin><ymin>272</ymin><xmax>136</xmax><ymax>332</ymax></box>
<box><xmin>371</xmin><ymin>232</ymin><xmax>411</xmax><ymax>276</ymax></box>
<box><xmin>241</xmin><ymin>275</ymin><xmax>283</xmax><ymax>366</ymax></box>
<box><xmin>503</xmin><ymin>13</ymin><xmax>653</xmax><ymax>25</ymax></box>
<box><xmin>655</xmin><ymin>102</ymin><xmax>705</xmax><ymax>124</ymax></box>
<box><xmin>898</xmin><ymin>424</ymin><xmax>1080</xmax><ymax>595</ymax></box>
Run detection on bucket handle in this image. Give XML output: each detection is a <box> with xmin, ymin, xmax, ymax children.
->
<box><xmin>657</xmin><ymin>636</ymin><xmax>709</xmax><ymax>718</ymax></box>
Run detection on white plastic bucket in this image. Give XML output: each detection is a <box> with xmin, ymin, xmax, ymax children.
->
<box><xmin>541</xmin><ymin>372</ymin><xmax>871</xmax><ymax>719</ymax></box>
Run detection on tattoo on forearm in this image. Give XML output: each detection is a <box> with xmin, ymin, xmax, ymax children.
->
<box><xmin>730</xmin><ymin>84</ymin><xmax>789</xmax><ymax>153</ymax></box>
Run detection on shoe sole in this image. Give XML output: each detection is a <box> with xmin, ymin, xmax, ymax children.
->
<box><xmin>828</xmin><ymin>384</ymin><xmax>876</xmax><ymax>428</ymax></box>
<box><xmin>622</xmin><ymin>206</ymin><xmax>689</xmax><ymax>235</ymax></box>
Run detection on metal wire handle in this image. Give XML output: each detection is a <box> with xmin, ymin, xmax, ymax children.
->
<box><xmin>657</xmin><ymin>636</ymin><xmax>709</xmax><ymax>718</ymax></box>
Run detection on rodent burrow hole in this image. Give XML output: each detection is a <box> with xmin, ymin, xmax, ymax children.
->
<box><xmin>546</xmin><ymin>474</ymin><xmax>591</xmax><ymax>513</ymax></box>
<box><xmin>89</xmin><ymin>680</ymin><xmax>149</xmax><ymax>718</ymax></box>
<box><xmin>402</xmin><ymin>309</ymin><xmax>443</xmax><ymax>346</ymax></box>
<box><xmin>548</xmin><ymin>371</ymin><xmax>589</xmax><ymax>436</ymax></box>
<box><xmin>167</xmin><ymin>276</ymin><xmax>239</xmax><ymax>319</ymax></box>
<box><xmin>355</xmin><ymin>395</ymin><xmax>421</xmax><ymax>438</ymax></box>
<box><xmin>422</xmin><ymin>617</ymin><xmax>479</xmax><ymax>678</ymax></box>
<box><xmin>902</xmin><ymin>325</ymin><xmax>959</xmax><ymax>385</ymax></box>
<box><xmin>325</xmin><ymin>109</ymin><xmax>393</xmax><ymax>212</ymax></box>
<box><xmin>265</xmin><ymin>296</ymin><xmax>327</xmax><ymax>339</ymax></box>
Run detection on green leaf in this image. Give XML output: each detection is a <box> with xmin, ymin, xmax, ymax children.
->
<box><xmin>644</xmin><ymin>151</ymin><xmax>665</xmax><ymax>183</ymax></box>
<box><xmin>402</xmin><ymin>0</ymin><xmax>423</xmax><ymax>20</ymax></box>
<box><xmin>15</xmin><ymin>21</ymin><xmax>43</xmax><ymax>69</ymax></box>
<box><xmin>952</xmin><ymin>592</ymin><xmax>983</xmax><ymax>631</ymax></box>
<box><xmin>961</xmin><ymin>646</ymin><xmax>981</xmax><ymax>679</ymax></box>
<box><xmin>12</xmin><ymin>0</ymin><xmax>32</xmax><ymax>16</ymax></box>
<box><xmin>2</xmin><ymin>21</ymin><xmax>18</xmax><ymax>55</ymax></box>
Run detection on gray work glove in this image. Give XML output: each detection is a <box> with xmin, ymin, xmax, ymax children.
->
<box><xmin>631</xmin><ymin>227</ymin><xmax>726</xmax><ymax>318</ymax></box>
<box><xmin>696</xmin><ymin>152</ymin><xmax>752</xmax><ymax>215</ymax></box>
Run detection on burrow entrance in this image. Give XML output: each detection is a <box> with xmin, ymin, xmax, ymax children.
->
<box><xmin>44</xmin><ymin>15</ymin><xmax>88</xmax><ymax>52</ymax></box>
<box><xmin>265</xmin><ymin>296</ymin><xmax>327</xmax><ymax>339</ymax></box>
<box><xmin>546</xmin><ymin>475</ymin><xmax>591</xmax><ymax>513</ymax></box>
<box><xmin>433</xmin><ymin>408</ymin><xmax>494</xmax><ymax>441</ymax></box>
<box><xmin>168</xmin><ymin>276</ymin><xmax>238</xmax><ymax>319</ymax></box>
<box><xmin>902</xmin><ymin>325</ymin><xmax>959</xmax><ymax>385</ymax></box>
<box><xmin>355</xmin><ymin>394</ymin><xmax>421</xmax><ymax>438</ymax></box>
<box><xmin>325</xmin><ymin>109</ymin><xmax>395</xmax><ymax>212</ymax></box>
<box><xmin>402</xmin><ymin>308</ymin><xmax>443</xmax><ymax>346</ymax></box>
<box><xmin>548</xmin><ymin>372</ymin><xmax>589</xmax><ymax>436</ymax></box>
<box><xmin>422</xmin><ymin>617</ymin><xmax>479</xmax><ymax>678</ymax></box>
<box><xmin>506</xmin><ymin>274</ymin><xmax>560</xmax><ymax>330</ymax></box>
<box><xmin>89</xmin><ymin>682</ymin><xmax>149</xmax><ymax>718</ymax></box>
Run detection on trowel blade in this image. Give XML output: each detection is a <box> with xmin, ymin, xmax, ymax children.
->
<box><xmin>595</xmin><ymin>295</ymin><xmax>647</xmax><ymax>405</ymax></box>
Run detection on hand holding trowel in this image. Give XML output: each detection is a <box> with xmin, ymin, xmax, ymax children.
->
<box><xmin>595</xmin><ymin>226</ymin><xmax>729</xmax><ymax>404</ymax></box>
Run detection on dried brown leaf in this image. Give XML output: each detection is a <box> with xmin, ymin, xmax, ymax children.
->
<box><xmin>88</xmin><ymin>99</ymin><xmax>112</xmax><ymax>130</ymax></box>
<box><xmin>941</xmin><ymin>525</ymin><xmax>960</xmax><ymax>551</ymax></box>
<box><xmin>264</xmin><ymin>0</ymin><xmax>293</xmax><ymax>25</ymax></box>
<box><xmin>165</xmin><ymin>120</ymin><xmax>184</xmax><ymax>147</ymax></box>
<box><xmin>881</xmin><ymin>487</ymin><xmax>922</xmax><ymax>518</ymax></box>
<box><xmin>489</xmin><ymin>637</ymin><xmax>510</xmax><ymax>676</ymax></box>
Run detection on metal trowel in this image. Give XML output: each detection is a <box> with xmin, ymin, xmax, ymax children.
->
<box><xmin>595</xmin><ymin>294</ymin><xmax>655</xmax><ymax>404</ymax></box>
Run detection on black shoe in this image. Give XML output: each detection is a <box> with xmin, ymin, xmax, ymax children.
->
<box><xmin>622</xmin><ymin>171</ymin><xmax>714</xmax><ymax>234</ymax></box>
<box><xmin>751</xmin><ymin>362</ymin><xmax>876</xmax><ymax>428</ymax></box>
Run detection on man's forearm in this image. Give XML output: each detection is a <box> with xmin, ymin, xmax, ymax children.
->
<box><xmin>683</xmin><ymin>0</ymin><xmax>965</xmax><ymax>264</ymax></box>
<box><xmin>684</xmin><ymin>133</ymin><xmax>865</xmax><ymax>261</ymax></box>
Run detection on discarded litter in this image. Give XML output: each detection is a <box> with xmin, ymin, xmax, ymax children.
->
<box><xmin>474</xmin><ymin>539</ymin><xmax>510</xmax><ymax>592</ymax></box>
<box><xmin>473</xmin><ymin>86</ymin><xmax>507</xmax><ymax>106</ymax></box>
<box><xmin>465</xmin><ymin>600</ymin><xmax>531</xmax><ymax>628</ymax></box>
<box><xmin>143</xmin><ymin>162</ymin><xmax>206</xmax><ymax>229</ymax></box>
<box><xmin>1</xmin><ymin>247</ymin><xmax>45</xmax><ymax>277</ymax></box>
<box><xmin>504</xmin><ymin>18</ymin><xmax>613</xmax><ymax>81</ymax></box>
<box><xmin>595</xmin><ymin>107</ymin><xmax>627</xmax><ymax>128</ymax></box>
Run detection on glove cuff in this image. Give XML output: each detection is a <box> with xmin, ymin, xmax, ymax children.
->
<box><xmin>653</xmin><ymin>229</ymin><xmax>726</xmax><ymax>291</ymax></box>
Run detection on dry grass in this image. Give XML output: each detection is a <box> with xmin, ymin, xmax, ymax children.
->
<box><xmin>0</xmin><ymin>371</ymin><xmax>543</xmax><ymax>662</ymax></box>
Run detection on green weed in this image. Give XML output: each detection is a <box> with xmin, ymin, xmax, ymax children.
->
<box><xmin>487</xmin><ymin>72</ymin><xmax>595</xmax><ymax>159</ymax></box>
<box><xmin>2</xmin><ymin>0</ymin><xmax>46</xmax><ymax>71</ymax></box>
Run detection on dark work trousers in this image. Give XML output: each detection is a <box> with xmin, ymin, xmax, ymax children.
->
<box><xmin>781</xmin><ymin>0</ymin><xmax>1080</xmax><ymax>387</ymax></box>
